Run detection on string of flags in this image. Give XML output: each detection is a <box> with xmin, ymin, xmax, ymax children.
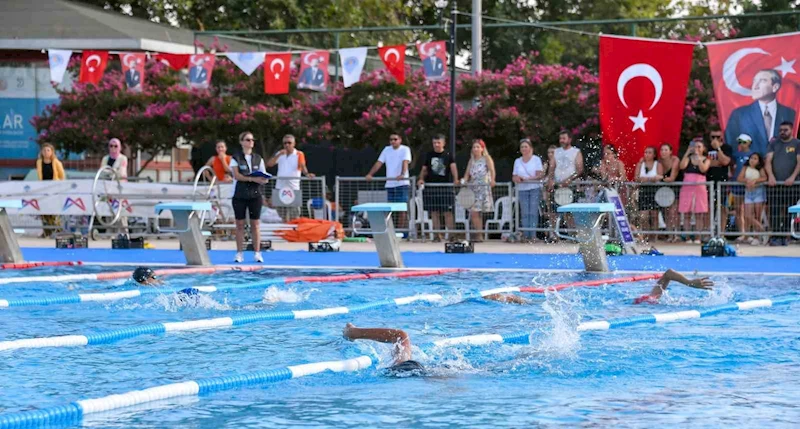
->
<box><xmin>46</xmin><ymin>40</ymin><xmax>449</xmax><ymax>94</ymax></box>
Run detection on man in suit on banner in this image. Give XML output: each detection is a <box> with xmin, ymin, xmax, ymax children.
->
<box><xmin>726</xmin><ymin>69</ymin><xmax>797</xmax><ymax>156</ymax></box>
<box><xmin>298</xmin><ymin>57</ymin><xmax>325</xmax><ymax>89</ymax></box>
<box><xmin>125</xmin><ymin>64</ymin><xmax>141</xmax><ymax>89</ymax></box>
<box><xmin>422</xmin><ymin>45</ymin><xmax>444</xmax><ymax>79</ymax></box>
<box><xmin>188</xmin><ymin>57</ymin><xmax>209</xmax><ymax>86</ymax></box>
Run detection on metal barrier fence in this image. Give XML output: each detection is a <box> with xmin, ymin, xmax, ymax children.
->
<box><xmin>411</xmin><ymin>182</ymin><xmax>513</xmax><ymax>241</ymax></box>
<box><xmin>717</xmin><ymin>181</ymin><xmax>800</xmax><ymax>244</ymax></box>
<box><xmin>513</xmin><ymin>180</ymin><xmax>717</xmax><ymax>243</ymax></box>
<box><xmin>259</xmin><ymin>176</ymin><xmax>328</xmax><ymax>223</ymax></box>
<box><xmin>335</xmin><ymin>177</ymin><xmax>416</xmax><ymax>237</ymax></box>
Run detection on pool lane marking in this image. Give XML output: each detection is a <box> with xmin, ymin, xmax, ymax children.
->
<box><xmin>0</xmin><ymin>269</ymin><xmax>459</xmax><ymax>308</ymax></box>
<box><xmin>0</xmin><ymin>265</ymin><xmax>265</xmax><ymax>285</ymax></box>
<box><xmin>0</xmin><ymin>355</ymin><xmax>375</xmax><ymax>428</ymax></box>
<box><xmin>3</xmin><ymin>295</ymin><xmax>800</xmax><ymax>428</ymax></box>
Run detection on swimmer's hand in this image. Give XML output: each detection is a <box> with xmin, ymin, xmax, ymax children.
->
<box><xmin>687</xmin><ymin>277</ymin><xmax>714</xmax><ymax>290</ymax></box>
<box><xmin>343</xmin><ymin>323</ymin><xmax>356</xmax><ymax>341</ymax></box>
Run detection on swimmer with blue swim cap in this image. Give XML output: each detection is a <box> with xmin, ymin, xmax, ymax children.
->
<box><xmin>343</xmin><ymin>323</ymin><xmax>425</xmax><ymax>375</ymax></box>
<box><xmin>634</xmin><ymin>269</ymin><xmax>713</xmax><ymax>304</ymax></box>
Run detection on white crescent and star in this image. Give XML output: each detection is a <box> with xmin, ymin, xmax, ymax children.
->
<box><xmin>122</xmin><ymin>54</ymin><xmax>138</xmax><ymax>69</ymax></box>
<box><xmin>304</xmin><ymin>53</ymin><xmax>322</xmax><ymax>66</ymax></box>
<box><xmin>384</xmin><ymin>48</ymin><xmax>400</xmax><ymax>63</ymax></box>
<box><xmin>270</xmin><ymin>58</ymin><xmax>285</xmax><ymax>79</ymax></box>
<box><xmin>775</xmin><ymin>57</ymin><xmax>796</xmax><ymax>78</ymax></box>
<box><xmin>629</xmin><ymin>110</ymin><xmax>649</xmax><ymax>132</ymax></box>
<box><xmin>85</xmin><ymin>54</ymin><xmax>101</xmax><ymax>72</ymax></box>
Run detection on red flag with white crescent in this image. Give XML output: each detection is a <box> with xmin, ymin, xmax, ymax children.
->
<box><xmin>599</xmin><ymin>36</ymin><xmax>694</xmax><ymax>178</ymax></box>
<box><xmin>265</xmin><ymin>53</ymin><xmax>292</xmax><ymax>95</ymax></box>
<box><xmin>379</xmin><ymin>45</ymin><xmax>406</xmax><ymax>85</ymax></box>
<box><xmin>119</xmin><ymin>53</ymin><xmax>146</xmax><ymax>92</ymax></box>
<box><xmin>79</xmin><ymin>50</ymin><xmax>108</xmax><ymax>84</ymax></box>
<box><xmin>297</xmin><ymin>51</ymin><xmax>330</xmax><ymax>92</ymax></box>
<box><xmin>154</xmin><ymin>53</ymin><xmax>190</xmax><ymax>70</ymax></box>
<box><xmin>188</xmin><ymin>54</ymin><xmax>215</xmax><ymax>89</ymax></box>
<box><xmin>707</xmin><ymin>32</ymin><xmax>800</xmax><ymax>155</ymax></box>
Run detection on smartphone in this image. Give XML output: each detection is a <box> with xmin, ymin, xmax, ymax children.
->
<box><xmin>688</xmin><ymin>140</ymin><xmax>696</xmax><ymax>149</ymax></box>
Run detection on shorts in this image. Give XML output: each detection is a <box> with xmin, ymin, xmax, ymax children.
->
<box><xmin>387</xmin><ymin>185</ymin><xmax>410</xmax><ymax>203</ymax></box>
<box><xmin>232</xmin><ymin>197</ymin><xmax>262</xmax><ymax>221</ymax></box>
<box><xmin>744</xmin><ymin>187</ymin><xmax>766</xmax><ymax>204</ymax></box>
<box><xmin>422</xmin><ymin>186</ymin><xmax>454</xmax><ymax>211</ymax></box>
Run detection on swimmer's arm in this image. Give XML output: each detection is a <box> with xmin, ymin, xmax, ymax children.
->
<box><xmin>483</xmin><ymin>293</ymin><xmax>530</xmax><ymax>305</ymax></box>
<box><xmin>343</xmin><ymin>324</ymin><xmax>412</xmax><ymax>364</ymax></box>
<box><xmin>650</xmin><ymin>269</ymin><xmax>714</xmax><ymax>297</ymax></box>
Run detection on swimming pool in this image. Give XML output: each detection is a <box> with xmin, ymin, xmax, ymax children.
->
<box><xmin>1</xmin><ymin>266</ymin><xmax>799</xmax><ymax>427</ymax></box>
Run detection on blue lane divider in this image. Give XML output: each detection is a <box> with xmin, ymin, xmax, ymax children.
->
<box><xmin>3</xmin><ymin>295</ymin><xmax>799</xmax><ymax>428</ymax></box>
<box><xmin>0</xmin><ymin>279</ymin><xmax>285</xmax><ymax>309</ymax></box>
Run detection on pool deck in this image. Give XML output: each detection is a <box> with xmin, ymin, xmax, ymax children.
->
<box><xmin>11</xmin><ymin>237</ymin><xmax>800</xmax><ymax>275</ymax></box>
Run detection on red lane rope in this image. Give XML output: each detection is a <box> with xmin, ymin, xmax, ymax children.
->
<box><xmin>519</xmin><ymin>273</ymin><xmax>663</xmax><ymax>294</ymax></box>
<box><xmin>0</xmin><ymin>261</ymin><xmax>83</xmax><ymax>270</ymax></box>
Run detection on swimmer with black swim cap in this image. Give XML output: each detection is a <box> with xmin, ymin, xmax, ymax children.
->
<box><xmin>633</xmin><ymin>269</ymin><xmax>714</xmax><ymax>304</ymax></box>
<box><xmin>132</xmin><ymin>266</ymin><xmax>162</xmax><ymax>286</ymax></box>
<box><xmin>343</xmin><ymin>323</ymin><xmax>425</xmax><ymax>375</ymax></box>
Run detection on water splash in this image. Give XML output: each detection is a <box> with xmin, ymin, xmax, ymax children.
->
<box><xmin>150</xmin><ymin>293</ymin><xmax>232</xmax><ymax>311</ymax></box>
<box><xmin>537</xmin><ymin>290</ymin><xmax>582</xmax><ymax>357</ymax></box>
<box><xmin>262</xmin><ymin>286</ymin><xmax>318</xmax><ymax>304</ymax></box>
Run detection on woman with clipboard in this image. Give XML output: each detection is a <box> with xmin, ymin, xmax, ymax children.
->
<box><xmin>229</xmin><ymin>131</ymin><xmax>271</xmax><ymax>263</ymax></box>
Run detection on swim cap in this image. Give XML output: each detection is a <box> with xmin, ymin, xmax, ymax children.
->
<box><xmin>384</xmin><ymin>360</ymin><xmax>426</xmax><ymax>376</ymax></box>
<box><xmin>633</xmin><ymin>294</ymin><xmax>659</xmax><ymax>305</ymax></box>
<box><xmin>132</xmin><ymin>266</ymin><xmax>156</xmax><ymax>284</ymax></box>
<box><xmin>178</xmin><ymin>288</ymin><xmax>199</xmax><ymax>296</ymax></box>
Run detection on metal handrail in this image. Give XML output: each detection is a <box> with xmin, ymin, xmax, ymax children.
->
<box><xmin>192</xmin><ymin>166</ymin><xmax>218</xmax><ymax>201</ymax></box>
<box><xmin>90</xmin><ymin>167</ymin><xmax>124</xmax><ymax>228</ymax></box>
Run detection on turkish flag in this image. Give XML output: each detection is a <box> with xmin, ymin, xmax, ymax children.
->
<box><xmin>707</xmin><ymin>33</ymin><xmax>800</xmax><ymax>155</ymax></box>
<box><xmin>599</xmin><ymin>36</ymin><xmax>694</xmax><ymax>178</ymax></box>
<box><xmin>188</xmin><ymin>54</ymin><xmax>215</xmax><ymax>89</ymax></box>
<box><xmin>417</xmin><ymin>41</ymin><xmax>447</xmax><ymax>82</ymax></box>
<box><xmin>119</xmin><ymin>53</ymin><xmax>146</xmax><ymax>92</ymax></box>
<box><xmin>265</xmin><ymin>53</ymin><xmax>292</xmax><ymax>94</ymax></box>
<box><xmin>155</xmin><ymin>53</ymin><xmax>190</xmax><ymax>70</ymax></box>
<box><xmin>79</xmin><ymin>50</ymin><xmax>109</xmax><ymax>84</ymax></box>
<box><xmin>379</xmin><ymin>45</ymin><xmax>406</xmax><ymax>84</ymax></box>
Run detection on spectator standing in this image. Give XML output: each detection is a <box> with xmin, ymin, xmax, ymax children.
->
<box><xmin>366</xmin><ymin>133</ymin><xmax>412</xmax><ymax>231</ymax></box>
<box><xmin>36</xmin><ymin>143</ymin><xmax>65</xmax><ymax>237</ymax></box>
<box><xmin>736</xmin><ymin>152</ymin><xmax>767</xmax><ymax>245</ymax></box>
<box><xmin>679</xmin><ymin>139</ymin><xmax>711</xmax><ymax>243</ymax></box>
<box><xmin>513</xmin><ymin>138</ymin><xmax>544</xmax><ymax>242</ymax></box>
<box><xmin>462</xmin><ymin>139</ymin><xmax>496</xmax><ymax>241</ymax></box>
<box><xmin>705</xmin><ymin>129</ymin><xmax>733</xmax><ymax>228</ymax></box>
<box><xmin>659</xmin><ymin>143</ymin><xmax>681</xmax><ymax>242</ymax></box>
<box><xmin>204</xmin><ymin>140</ymin><xmax>233</xmax><ymax>183</ymax></box>
<box><xmin>229</xmin><ymin>131</ymin><xmax>269</xmax><ymax>263</ymax></box>
<box><xmin>267</xmin><ymin>134</ymin><xmax>314</xmax><ymax>222</ymax></box>
<box><xmin>635</xmin><ymin>147</ymin><xmax>664</xmax><ymax>240</ymax></box>
<box><xmin>417</xmin><ymin>134</ymin><xmax>459</xmax><ymax>242</ymax></box>
<box><xmin>765</xmin><ymin>121</ymin><xmax>800</xmax><ymax>246</ymax></box>
<box><xmin>101</xmin><ymin>138</ymin><xmax>128</xmax><ymax>179</ymax></box>
<box><xmin>547</xmin><ymin>131</ymin><xmax>584</xmax><ymax>238</ymax></box>
<box><xmin>730</xmin><ymin>134</ymin><xmax>754</xmax><ymax>242</ymax></box>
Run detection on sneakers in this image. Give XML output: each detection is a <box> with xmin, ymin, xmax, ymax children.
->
<box><xmin>254</xmin><ymin>252</ymin><xmax>263</xmax><ymax>263</ymax></box>
<box><xmin>234</xmin><ymin>252</ymin><xmax>244</xmax><ymax>263</ymax></box>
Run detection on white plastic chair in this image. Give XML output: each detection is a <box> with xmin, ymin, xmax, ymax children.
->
<box><xmin>485</xmin><ymin>196</ymin><xmax>513</xmax><ymax>239</ymax></box>
<box><xmin>454</xmin><ymin>201</ymin><xmax>469</xmax><ymax>231</ymax></box>
<box><xmin>306</xmin><ymin>199</ymin><xmax>331</xmax><ymax>220</ymax></box>
<box><xmin>413</xmin><ymin>195</ymin><xmax>434</xmax><ymax>240</ymax></box>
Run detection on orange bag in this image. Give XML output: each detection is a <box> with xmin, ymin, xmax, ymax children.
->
<box><xmin>277</xmin><ymin>218</ymin><xmax>344</xmax><ymax>243</ymax></box>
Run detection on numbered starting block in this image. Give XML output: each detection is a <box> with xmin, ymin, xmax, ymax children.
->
<box><xmin>555</xmin><ymin>203</ymin><xmax>615</xmax><ymax>272</ymax></box>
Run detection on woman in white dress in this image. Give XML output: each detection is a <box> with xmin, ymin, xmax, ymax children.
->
<box><xmin>462</xmin><ymin>139</ymin><xmax>496</xmax><ymax>240</ymax></box>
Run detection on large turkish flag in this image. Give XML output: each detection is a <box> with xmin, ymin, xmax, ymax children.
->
<box><xmin>378</xmin><ymin>45</ymin><xmax>406</xmax><ymax>85</ymax></box>
<box><xmin>599</xmin><ymin>36</ymin><xmax>695</xmax><ymax>178</ymax></box>
<box><xmin>264</xmin><ymin>53</ymin><xmax>292</xmax><ymax>95</ymax></box>
<box><xmin>79</xmin><ymin>50</ymin><xmax>109</xmax><ymax>84</ymax></box>
<box><xmin>707</xmin><ymin>33</ymin><xmax>800</xmax><ymax>155</ymax></box>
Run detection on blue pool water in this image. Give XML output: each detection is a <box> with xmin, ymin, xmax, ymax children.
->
<box><xmin>1</xmin><ymin>266</ymin><xmax>799</xmax><ymax>427</ymax></box>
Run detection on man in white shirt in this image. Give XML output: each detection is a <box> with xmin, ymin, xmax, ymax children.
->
<box><xmin>229</xmin><ymin>131</ymin><xmax>269</xmax><ymax>263</ymax></box>
<box><xmin>366</xmin><ymin>133</ymin><xmax>412</xmax><ymax>230</ymax></box>
<box><xmin>267</xmin><ymin>134</ymin><xmax>314</xmax><ymax>221</ymax></box>
<box><xmin>547</xmin><ymin>131</ymin><xmax>584</xmax><ymax>234</ymax></box>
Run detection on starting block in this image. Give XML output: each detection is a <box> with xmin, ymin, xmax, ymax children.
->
<box><xmin>155</xmin><ymin>202</ymin><xmax>212</xmax><ymax>266</ymax></box>
<box><xmin>0</xmin><ymin>200</ymin><xmax>23</xmax><ymax>263</ymax></box>
<box><xmin>352</xmin><ymin>202</ymin><xmax>406</xmax><ymax>268</ymax></box>
<box><xmin>789</xmin><ymin>205</ymin><xmax>800</xmax><ymax>239</ymax></box>
<box><xmin>555</xmin><ymin>203</ymin><xmax>615</xmax><ymax>272</ymax></box>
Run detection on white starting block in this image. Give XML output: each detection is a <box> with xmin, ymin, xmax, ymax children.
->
<box><xmin>155</xmin><ymin>202</ymin><xmax>213</xmax><ymax>266</ymax></box>
<box><xmin>352</xmin><ymin>202</ymin><xmax>407</xmax><ymax>268</ymax></box>
<box><xmin>789</xmin><ymin>205</ymin><xmax>800</xmax><ymax>239</ymax></box>
<box><xmin>0</xmin><ymin>200</ymin><xmax>23</xmax><ymax>263</ymax></box>
<box><xmin>555</xmin><ymin>203</ymin><xmax>615</xmax><ymax>272</ymax></box>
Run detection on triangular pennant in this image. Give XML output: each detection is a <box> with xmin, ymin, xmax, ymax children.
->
<box><xmin>378</xmin><ymin>45</ymin><xmax>406</xmax><ymax>85</ymax></box>
<box><xmin>339</xmin><ymin>47</ymin><xmax>368</xmax><ymax>88</ymax></box>
<box><xmin>48</xmin><ymin>50</ymin><xmax>72</xmax><ymax>83</ymax></box>
<box><xmin>226</xmin><ymin>52</ymin><xmax>267</xmax><ymax>76</ymax></box>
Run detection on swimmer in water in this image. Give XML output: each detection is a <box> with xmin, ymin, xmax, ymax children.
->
<box><xmin>132</xmin><ymin>266</ymin><xmax>162</xmax><ymax>286</ymax></box>
<box><xmin>343</xmin><ymin>323</ymin><xmax>425</xmax><ymax>375</ymax></box>
<box><xmin>634</xmin><ymin>269</ymin><xmax>714</xmax><ymax>304</ymax></box>
<box><xmin>482</xmin><ymin>293</ymin><xmax>530</xmax><ymax>305</ymax></box>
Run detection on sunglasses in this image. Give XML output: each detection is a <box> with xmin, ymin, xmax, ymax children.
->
<box><xmin>737</xmin><ymin>140</ymin><xmax>751</xmax><ymax>144</ymax></box>
<box><xmin>108</xmin><ymin>145</ymin><xmax>119</xmax><ymax>148</ymax></box>
<box><xmin>243</xmin><ymin>138</ymin><xmax>254</xmax><ymax>142</ymax></box>
<box><xmin>390</xmin><ymin>138</ymin><xmax>400</xmax><ymax>141</ymax></box>
<box><xmin>710</xmin><ymin>135</ymin><xmax>722</xmax><ymax>140</ymax></box>
<box><xmin>283</xmin><ymin>141</ymin><xmax>293</xmax><ymax>145</ymax></box>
